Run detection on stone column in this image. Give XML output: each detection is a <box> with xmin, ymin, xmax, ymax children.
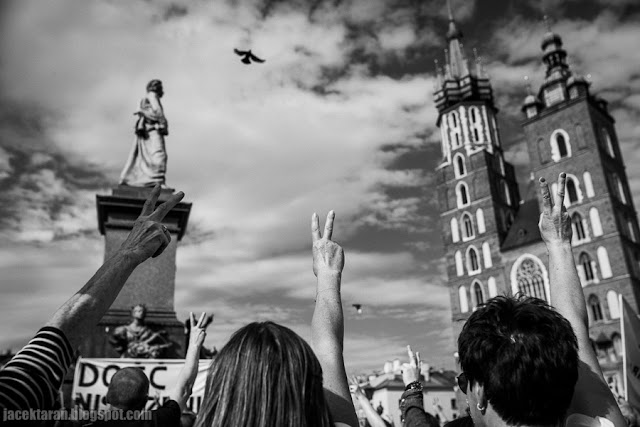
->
<box><xmin>80</xmin><ymin>185</ymin><xmax>192</xmax><ymax>358</ymax></box>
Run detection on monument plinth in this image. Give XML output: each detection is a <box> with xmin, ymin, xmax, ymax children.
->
<box><xmin>80</xmin><ymin>185</ymin><xmax>192</xmax><ymax>358</ymax></box>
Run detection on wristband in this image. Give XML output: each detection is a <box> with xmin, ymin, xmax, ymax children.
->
<box><xmin>404</xmin><ymin>381</ymin><xmax>422</xmax><ymax>392</ymax></box>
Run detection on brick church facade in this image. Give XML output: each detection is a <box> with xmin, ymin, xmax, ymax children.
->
<box><xmin>435</xmin><ymin>13</ymin><xmax>640</xmax><ymax>396</ymax></box>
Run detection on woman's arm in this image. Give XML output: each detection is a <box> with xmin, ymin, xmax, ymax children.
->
<box><xmin>539</xmin><ymin>173</ymin><xmax>626</xmax><ymax>426</ymax></box>
<box><xmin>310</xmin><ymin>211</ymin><xmax>358</xmax><ymax>426</ymax></box>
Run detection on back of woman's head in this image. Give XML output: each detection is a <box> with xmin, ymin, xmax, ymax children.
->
<box><xmin>194</xmin><ymin>321</ymin><xmax>332</xmax><ymax>427</ymax></box>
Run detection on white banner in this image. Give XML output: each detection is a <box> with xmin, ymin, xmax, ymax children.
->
<box><xmin>621</xmin><ymin>296</ymin><xmax>640</xmax><ymax>408</ymax></box>
<box><xmin>72</xmin><ymin>358</ymin><xmax>211</xmax><ymax>413</ymax></box>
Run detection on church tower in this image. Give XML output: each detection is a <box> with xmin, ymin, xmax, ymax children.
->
<box><xmin>521</xmin><ymin>23</ymin><xmax>640</xmax><ymax>387</ymax></box>
<box><xmin>435</xmin><ymin>9</ymin><xmax>519</xmax><ymax>339</ymax></box>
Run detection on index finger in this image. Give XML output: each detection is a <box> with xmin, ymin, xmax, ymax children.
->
<box><xmin>148</xmin><ymin>191</ymin><xmax>185</xmax><ymax>222</ymax></box>
<box><xmin>140</xmin><ymin>184</ymin><xmax>162</xmax><ymax>217</ymax></box>
<box><xmin>311</xmin><ymin>213</ymin><xmax>321</xmax><ymax>242</ymax></box>
<box><xmin>323</xmin><ymin>210</ymin><xmax>335</xmax><ymax>240</ymax></box>
<box><xmin>539</xmin><ymin>177</ymin><xmax>553</xmax><ymax>215</ymax></box>
<box><xmin>407</xmin><ymin>345</ymin><xmax>415</xmax><ymax>365</ymax></box>
<box><xmin>556</xmin><ymin>172</ymin><xmax>567</xmax><ymax>209</ymax></box>
<box><xmin>190</xmin><ymin>312</ymin><xmax>196</xmax><ymax>329</ymax></box>
<box><xmin>197</xmin><ymin>312</ymin><xmax>207</xmax><ymax>328</ymax></box>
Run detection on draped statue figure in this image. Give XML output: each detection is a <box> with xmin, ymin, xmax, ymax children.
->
<box><xmin>109</xmin><ymin>304</ymin><xmax>172</xmax><ymax>358</ymax></box>
<box><xmin>119</xmin><ymin>79</ymin><xmax>169</xmax><ymax>187</ymax></box>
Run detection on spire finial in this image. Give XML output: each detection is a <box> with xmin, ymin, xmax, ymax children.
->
<box><xmin>543</xmin><ymin>14</ymin><xmax>552</xmax><ymax>32</ymax></box>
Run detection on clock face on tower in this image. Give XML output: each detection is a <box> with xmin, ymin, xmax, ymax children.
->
<box><xmin>544</xmin><ymin>83</ymin><xmax>565</xmax><ymax>107</ymax></box>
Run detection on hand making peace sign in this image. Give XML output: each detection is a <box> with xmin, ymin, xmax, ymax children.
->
<box><xmin>311</xmin><ymin>211</ymin><xmax>345</xmax><ymax>277</ymax></box>
<box><xmin>538</xmin><ymin>172</ymin><xmax>573</xmax><ymax>246</ymax></box>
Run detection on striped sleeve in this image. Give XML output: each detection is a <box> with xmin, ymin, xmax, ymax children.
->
<box><xmin>0</xmin><ymin>326</ymin><xmax>73</xmax><ymax>410</ymax></box>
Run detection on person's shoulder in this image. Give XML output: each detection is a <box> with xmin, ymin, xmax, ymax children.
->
<box><xmin>566</xmin><ymin>413</ymin><xmax>615</xmax><ymax>427</ymax></box>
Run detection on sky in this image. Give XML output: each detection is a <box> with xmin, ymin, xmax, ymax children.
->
<box><xmin>0</xmin><ymin>0</ymin><xmax>639</xmax><ymax>374</ymax></box>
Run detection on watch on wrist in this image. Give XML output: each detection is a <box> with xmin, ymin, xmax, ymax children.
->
<box><xmin>404</xmin><ymin>381</ymin><xmax>422</xmax><ymax>392</ymax></box>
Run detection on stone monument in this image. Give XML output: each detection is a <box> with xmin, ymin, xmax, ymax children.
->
<box><xmin>80</xmin><ymin>80</ymin><xmax>192</xmax><ymax>359</ymax></box>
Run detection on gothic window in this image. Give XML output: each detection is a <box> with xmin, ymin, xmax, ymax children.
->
<box><xmin>492</xmin><ymin>116</ymin><xmax>500</xmax><ymax>146</ymax></box>
<box><xmin>588</xmin><ymin>295</ymin><xmax>604</xmax><ymax>322</ymax></box>
<box><xmin>488</xmin><ymin>277</ymin><xmax>497</xmax><ymax>298</ymax></box>
<box><xmin>607</xmin><ymin>290</ymin><xmax>620</xmax><ymax>319</ymax></box>
<box><xmin>454</xmin><ymin>153</ymin><xmax>466</xmax><ymax>178</ymax></box>
<box><xmin>580</xmin><ymin>252</ymin><xmax>595</xmax><ymax>283</ymax></box>
<box><xmin>597</xmin><ymin>247</ymin><xmax>613</xmax><ymax>279</ymax></box>
<box><xmin>614</xmin><ymin>174</ymin><xmax>627</xmax><ymax>204</ymax></box>
<box><xmin>456</xmin><ymin>182</ymin><xmax>470</xmax><ymax>208</ymax></box>
<box><xmin>476</xmin><ymin>209</ymin><xmax>486</xmax><ymax>234</ymax></box>
<box><xmin>449</xmin><ymin>111</ymin><xmax>462</xmax><ymax>148</ymax></box>
<box><xmin>455</xmin><ymin>251</ymin><xmax>464</xmax><ymax>276</ymax></box>
<box><xmin>573</xmin><ymin>213</ymin><xmax>586</xmax><ymax>242</ymax></box>
<box><xmin>482</xmin><ymin>242</ymin><xmax>492</xmax><ymax>268</ymax></box>
<box><xmin>499</xmin><ymin>157</ymin><xmax>505</xmax><ymax>175</ymax></box>
<box><xmin>602</xmin><ymin>128</ymin><xmax>615</xmax><ymax>158</ymax></box>
<box><xmin>469</xmin><ymin>107</ymin><xmax>482</xmax><ymax>143</ymax></box>
<box><xmin>451</xmin><ymin>217</ymin><xmax>460</xmax><ymax>243</ymax></box>
<box><xmin>567</xmin><ymin>179</ymin><xmax>578</xmax><ymax>204</ymax></box>
<box><xmin>467</xmin><ymin>246</ymin><xmax>481</xmax><ymax>274</ymax></box>
<box><xmin>462</xmin><ymin>213</ymin><xmax>474</xmax><ymax>240</ymax></box>
<box><xmin>628</xmin><ymin>218</ymin><xmax>637</xmax><ymax>242</ymax></box>
<box><xmin>515</xmin><ymin>258</ymin><xmax>547</xmax><ymax>300</ymax></box>
<box><xmin>551</xmin><ymin>130</ymin><xmax>572</xmax><ymax>162</ymax></box>
<box><xmin>472</xmin><ymin>281</ymin><xmax>484</xmax><ymax>307</ymax></box>
<box><xmin>459</xmin><ymin>286</ymin><xmax>469</xmax><ymax>313</ymax></box>
<box><xmin>590</xmin><ymin>208</ymin><xmax>603</xmax><ymax>237</ymax></box>
<box><xmin>503</xmin><ymin>181</ymin><xmax>511</xmax><ymax>206</ymax></box>
<box><xmin>583</xmin><ymin>172</ymin><xmax>594</xmax><ymax>198</ymax></box>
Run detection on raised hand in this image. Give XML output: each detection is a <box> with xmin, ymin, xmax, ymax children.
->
<box><xmin>119</xmin><ymin>184</ymin><xmax>185</xmax><ymax>263</ymax></box>
<box><xmin>538</xmin><ymin>172</ymin><xmax>572</xmax><ymax>246</ymax></box>
<box><xmin>311</xmin><ymin>211</ymin><xmax>345</xmax><ymax>277</ymax></box>
<box><xmin>188</xmin><ymin>312</ymin><xmax>210</xmax><ymax>349</ymax></box>
<box><xmin>350</xmin><ymin>376</ymin><xmax>367</xmax><ymax>400</ymax></box>
<box><xmin>401</xmin><ymin>345</ymin><xmax>422</xmax><ymax>386</ymax></box>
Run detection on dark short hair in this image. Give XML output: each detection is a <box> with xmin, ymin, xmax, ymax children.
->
<box><xmin>146</xmin><ymin>79</ymin><xmax>163</xmax><ymax>93</ymax></box>
<box><xmin>106</xmin><ymin>367</ymin><xmax>150</xmax><ymax>411</ymax></box>
<box><xmin>458</xmin><ymin>295</ymin><xmax>578</xmax><ymax>425</ymax></box>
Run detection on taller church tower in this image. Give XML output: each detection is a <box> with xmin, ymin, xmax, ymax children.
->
<box><xmin>435</xmin><ymin>10</ymin><xmax>519</xmax><ymax>340</ymax></box>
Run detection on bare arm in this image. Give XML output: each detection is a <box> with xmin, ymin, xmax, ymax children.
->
<box><xmin>311</xmin><ymin>211</ymin><xmax>358</xmax><ymax>426</ymax></box>
<box><xmin>539</xmin><ymin>174</ymin><xmax>625</xmax><ymax>426</ymax></box>
<box><xmin>170</xmin><ymin>312</ymin><xmax>209</xmax><ymax>412</ymax></box>
<box><xmin>351</xmin><ymin>378</ymin><xmax>388</xmax><ymax>427</ymax></box>
<box><xmin>46</xmin><ymin>185</ymin><xmax>184</xmax><ymax>350</ymax></box>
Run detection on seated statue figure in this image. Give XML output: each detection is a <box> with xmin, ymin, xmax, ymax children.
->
<box><xmin>110</xmin><ymin>304</ymin><xmax>172</xmax><ymax>358</ymax></box>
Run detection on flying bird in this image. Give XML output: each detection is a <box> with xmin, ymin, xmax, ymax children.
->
<box><xmin>352</xmin><ymin>304</ymin><xmax>363</xmax><ymax>315</ymax></box>
<box><xmin>234</xmin><ymin>49</ymin><xmax>265</xmax><ymax>64</ymax></box>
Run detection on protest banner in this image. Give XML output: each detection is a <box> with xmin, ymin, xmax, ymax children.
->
<box><xmin>72</xmin><ymin>358</ymin><xmax>211</xmax><ymax>413</ymax></box>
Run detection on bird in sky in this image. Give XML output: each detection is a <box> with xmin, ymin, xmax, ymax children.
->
<box><xmin>234</xmin><ymin>49</ymin><xmax>266</xmax><ymax>64</ymax></box>
<box><xmin>352</xmin><ymin>304</ymin><xmax>363</xmax><ymax>314</ymax></box>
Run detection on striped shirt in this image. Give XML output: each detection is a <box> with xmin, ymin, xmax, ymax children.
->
<box><xmin>0</xmin><ymin>326</ymin><xmax>73</xmax><ymax>410</ymax></box>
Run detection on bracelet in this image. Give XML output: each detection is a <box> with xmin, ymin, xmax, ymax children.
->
<box><xmin>404</xmin><ymin>381</ymin><xmax>422</xmax><ymax>392</ymax></box>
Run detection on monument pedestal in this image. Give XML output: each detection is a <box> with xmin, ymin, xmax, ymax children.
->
<box><xmin>80</xmin><ymin>185</ymin><xmax>192</xmax><ymax>359</ymax></box>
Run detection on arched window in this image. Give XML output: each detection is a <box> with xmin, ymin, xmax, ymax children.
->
<box><xmin>455</xmin><ymin>251</ymin><xmax>464</xmax><ymax>277</ymax></box>
<box><xmin>472</xmin><ymin>281</ymin><xmax>484</xmax><ymax>307</ymax></box>
<box><xmin>567</xmin><ymin>179</ymin><xmax>579</xmax><ymax>204</ymax></box>
<box><xmin>551</xmin><ymin>129</ymin><xmax>572</xmax><ymax>162</ymax></box>
<box><xmin>459</xmin><ymin>286</ymin><xmax>469</xmax><ymax>313</ymax></box>
<box><xmin>462</xmin><ymin>213</ymin><xmax>474</xmax><ymax>240</ymax></box>
<box><xmin>456</xmin><ymin>182</ymin><xmax>470</xmax><ymax>208</ymax></box>
<box><xmin>607</xmin><ymin>290</ymin><xmax>620</xmax><ymax>319</ymax></box>
<box><xmin>588</xmin><ymin>295</ymin><xmax>604</xmax><ymax>322</ymax></box>
<box><xmin>614</xmin><ymin>174</ymin><xmax>627</xmax><ymax>204</ymax></box>
<box><xmin>476</xmin><ymin>209</ymin><xmax>486</xmax><ymax>234</ymax></box>
<box><xmin>583</xmin><ymin>172</ymin><xmax>594</xmax><ymax>198</ymax></box>
<box><xmin>597</xmin><ymin>247</ymin><xmax>613</xmax><ymax>279</ymax></box>
<box><xmin>454</xmin><ymin>154</ymin><xmax>466</xmax><ymax>178</ymax></box>
<box><xmin>572</xmin><ymin>213</ymin><xmax>586</xmax><ymax>242</ymax></box>
<box><xmin>613</xmin><ymin>334</ymin><xmax>622</xmax><ymax>358</ymax></box>
<box><xmin>580</xmin><ymin>252</ymin><xmax>595</xmax><ymax>284</ymax></box>
<box><xmin>628</xmin><ymin>218</ymin><xmax>637</xmax><ymax>242</ymax></box>
<box><xmin>467</xmin><ymin>246</ymin><xmax>480</xmax><ymax>274</ymax></box>
<box><xmin>482</xmin><ymin>242</ymin><xmax>492</xmax><ymax>268</ymax></box>
<box><xmin>602</xmin><ymin>128</ymin><xmax>615</xmax><ymax>158</ymax></box>
<box><xmin>488</xmin><ymin>277</ymin><xmax>497</xmax><ymax>298</ymax></box>
<box><xmin>449</xmin><ymin>111</ymin><xmax>462</xmax><ymax>148</ymax></box>
<box><xmin>514</xmin><ymin>257</ymin><xmax>547</xmax><ymax>300</ymax></box>
<box><xmin>469</xmin><ymin>107</ymin><xmax>483</xmax><ymax>143</ymax></box>
<box><xmin>590</xmin><ymin>208</ymin><xmax>603</xmax><ymax>237</ymax></box>
<box><xmin>503</xmin><ymin>181</ymin><xmax>511</xmax><ymax>206</ymax></box>
<box><xmin>450</xmin><ymin>217</ymin><xmax>460</xmax><ymax>243</ymax></box>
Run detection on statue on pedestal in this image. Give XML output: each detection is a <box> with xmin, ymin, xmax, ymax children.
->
<box><xmin>119</xmin><ymin>79</ymin><xmax>169</xmax><ymax>187</ymax></box>
<box><xmin>109</xmin><ymin>304</ymin><xmax>172</xmax><ymax>358</ymax></box>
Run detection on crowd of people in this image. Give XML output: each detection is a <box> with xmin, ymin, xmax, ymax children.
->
<box><xmin>0</xmin><ymin>173</ymin><xmax>632</xmax><ymax>426</ymax></box>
